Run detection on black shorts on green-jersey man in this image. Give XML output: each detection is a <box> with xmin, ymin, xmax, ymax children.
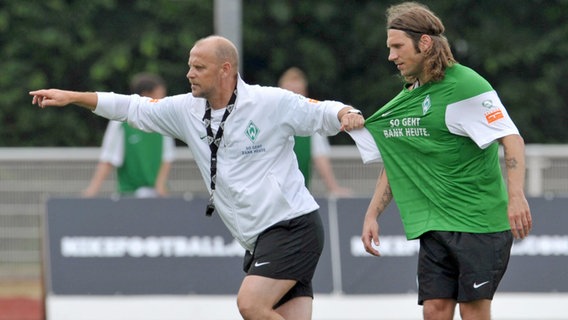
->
<box><xmin>417</xmin><ymin>230</ymin><xmax>513</xmax><ymax>305</ymax></box>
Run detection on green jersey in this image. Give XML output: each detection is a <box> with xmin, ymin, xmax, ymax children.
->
<box><xmin>365</xmin><ymin>64</ymin><xmax>519</xmax><ymax>239</ymax></box>
<box><xmin>294</xmin><ymin>136</ymin><xmax>312</xmax><ymax>187</ymax></box>
<box><xmin>117</xmin><ymin>123</ymin><xmax>163</xmax><ymax>194</ymax></box>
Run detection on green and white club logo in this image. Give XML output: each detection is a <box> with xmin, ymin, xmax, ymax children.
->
<box><xmin>422</xmin><ymin>95</ymin><xmax>431</xmax><ymax>115</ymax></box>
<box><xmin>245</xmin><ymin>121</ymin><xmax>260</xmax><ymax>142</ymax></box>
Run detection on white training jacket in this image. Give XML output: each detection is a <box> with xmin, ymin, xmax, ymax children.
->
<box><xmin>94</xmin><ymin>76</ymin><xmax>347</xmax><ymax>251</ymax></box>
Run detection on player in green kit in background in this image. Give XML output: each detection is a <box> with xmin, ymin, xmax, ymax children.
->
<box><xmin>83</xmin><ymin>73</ymin><xmax>175</xmax><ymax>198</ymax></box>
<box><xmin>348</xmin><ymin>2</ymin><xmax>533</xmax><ymax>320</ymax></box>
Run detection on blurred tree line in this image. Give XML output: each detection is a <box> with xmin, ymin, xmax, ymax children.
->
<box><xmin>0</xmin><ymin>0</ymin><xmax>566</xmax><ymax>146</ymax></box>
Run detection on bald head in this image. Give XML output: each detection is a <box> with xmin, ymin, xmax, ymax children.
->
<box><xmin>187</xmin><ymin>35</ymin><xmax>239</xmax><ymax>108</ymax></box>
<box><xmin>193</xmin><ymin>36</ymin><xmax>239</xmax><ymax>76</ymax></box>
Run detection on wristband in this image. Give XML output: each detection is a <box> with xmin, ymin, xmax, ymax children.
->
<box><xmin>347</xmin><ymin>109</ymin><xmax>362</xmax><ymax>115</ymax></box>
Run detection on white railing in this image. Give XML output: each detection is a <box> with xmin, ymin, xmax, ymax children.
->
<box><xmin>0</xmin><ymin>144</ymin><xmax>567</xmax><ymax>280</ymax></box>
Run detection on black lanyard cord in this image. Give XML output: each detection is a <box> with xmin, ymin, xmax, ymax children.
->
<box><xmin>203</xmin><ymin>91</ymin><xmax>237</xmax><ymax>216</ymax></box>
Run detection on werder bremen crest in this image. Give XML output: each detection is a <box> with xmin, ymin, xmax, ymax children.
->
<box><xmin>245</xmin><ymin>120</ymin><xmax>260</xmax><ymax>142</ymax></box>
<box><xmin>422</xmin><ymin>95</ymin><xmax>431</xmax><ymax>115</ymax></box>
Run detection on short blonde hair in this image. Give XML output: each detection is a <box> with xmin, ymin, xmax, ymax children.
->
<box><xmin>278</xmin><ymin>67</ymin><xmax>307</xmax><ymax>88</ymax></box>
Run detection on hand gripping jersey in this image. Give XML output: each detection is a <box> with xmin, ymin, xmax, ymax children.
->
<box><xmin>364</xmin><ymin>64</ymin><xmax>519</xmax><ymax>239</ymax></box>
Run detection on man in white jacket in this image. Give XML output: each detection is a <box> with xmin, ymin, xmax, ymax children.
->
<box><xmin>30</xmin><ymin>35</ymin><xmax>364</xmax><ymax>320</ymax></box>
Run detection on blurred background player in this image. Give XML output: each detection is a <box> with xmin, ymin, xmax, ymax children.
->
<box><xmin>82</xmin><ymin>72</ymin><xmax>176</xmax><ymax>198</ymax></box>
<box><xmin>278</xmin><ymin>67</ymin><xmax>352</xmax><ymax>197</ymax></box>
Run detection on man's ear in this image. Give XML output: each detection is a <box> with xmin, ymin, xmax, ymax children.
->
<box><xmin>419</xmin><ymin>34</ymin><xmax>433</xmax><ymax>52</ymax></box>
<box><xmin>220</xmin><ymin>62</ymin><xmax>232</xmax><ymax>78</ymax></box>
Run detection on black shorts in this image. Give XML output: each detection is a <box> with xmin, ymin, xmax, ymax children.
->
<box><xmin>243</xmin><ymin>210</ymin><xmax>324</xmax><ymax>308</ymax></box>
<box><xmin>417</xmin><ymin>230</ymin><xmax>513</xmax><ymax>305</ymax></box>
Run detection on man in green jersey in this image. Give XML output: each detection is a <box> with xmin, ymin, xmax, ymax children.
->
<box><xmin>82</xmin><ymin>73</ymin><xmax>175</xmax><ymax>198</ymax></box>
<box><xmin>349</xmin><ymin>2</ymin><xmax>533</xmax><ymax>320</ymax></box>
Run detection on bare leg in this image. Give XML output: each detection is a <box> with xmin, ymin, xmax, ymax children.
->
<box><xmin>423</xmin><ymin>298</ymin><xmax>456</xmax><ymax>320</ymax></box>
<box><xmin>459</xmin><ymin>299</ymin><xmax>492</xmax><ymax>320</ymax></box>
<box><xmin>275</xmin><ymin>296</ymin><xmax>313</xmax><ymax>320</ymax></box>
<box><xmin>237</xmin><ymin>275</ymin><xmax>299</xmax><ymax>320</ymax></box>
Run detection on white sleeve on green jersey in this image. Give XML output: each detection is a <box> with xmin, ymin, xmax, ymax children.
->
<box><xmin>311</xmin><ymin>133</ymin><xmax>331</xmax><ymax>157</ymax></box>
<box><xmin>446</xmin><ymin>90</ymin><xmax>519</xmax><ymax>149</ymax></box>
<box><xmin>99</xmin><ymin>120</ymin><xmax>124</xmax><ymax>166</ymax></box>
<box><xmin>347</xmin><ymin>128</ymin><xmax>382</xmax><ymax>164</ymax></box>
<box><xmin>162</xmin><ymin>136</ymin><xmax>176</xmax><ymax>162</ymax></box>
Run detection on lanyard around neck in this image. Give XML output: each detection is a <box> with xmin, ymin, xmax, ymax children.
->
<box><xmin>202</xmin><ymin>90</ymin><xmax>237</xmax><ymax>216</ymax></box>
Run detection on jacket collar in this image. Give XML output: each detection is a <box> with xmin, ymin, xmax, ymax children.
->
<box><xmin>191</xmin><ymin>74</ymin><xmax>251</xmax><ymax>119</ymax></box>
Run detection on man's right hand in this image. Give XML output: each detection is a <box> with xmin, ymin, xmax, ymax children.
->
<box><xmin>29</xmin><ymin>89</ymin><xmax>97</xmax><ymax>110</ymax></box>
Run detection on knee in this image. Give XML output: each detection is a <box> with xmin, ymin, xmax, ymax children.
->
<box><xmin>423</xmin><ymin>299</ymin><xmax>456</xmax><ymax>320</ymax></box>
<box><xmin>458</xmin><ymin>299</ymin><xmax>492</xmax><ymax>320</ymax></box>
<box><xmin>237</xmin><ymin>295</ymin><xmax>262</xmax><ymax>320</ymax></box>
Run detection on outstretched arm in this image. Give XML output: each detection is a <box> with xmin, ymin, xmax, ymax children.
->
<box><xmin>361</xmin><ymin>167</ymin><xmax>392</xmax><ymax>256</ymax></box>
<box><xmin>500</xmin><ymin>134</ymin><xmax>532</xmax><ymax>239</ymax></box>
<box><xmin>30</xmin><ymin>89</ymin><xmax>98</xmax><ymax>110</ymax></box>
